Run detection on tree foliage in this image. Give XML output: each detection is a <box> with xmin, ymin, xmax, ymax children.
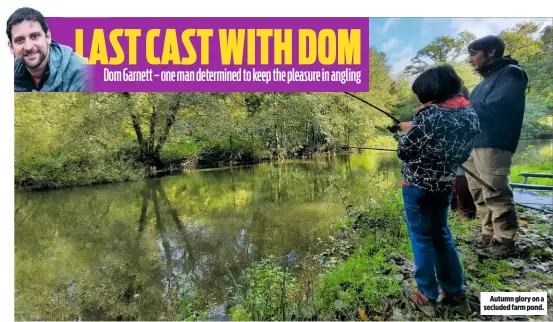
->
<box><xmin>404</xmin><ymin>31</ymin><xmax>476</xmax><ymax>75</ymax></box>
<box><xmin>396</xmin><ymin>21</ymin><xmax>551</xmax><ymax>130</ymax></box>
<box><xmin>14</xmin><ymin>22</ymin><xmax>552</xmax><ymax>190</ymax></box>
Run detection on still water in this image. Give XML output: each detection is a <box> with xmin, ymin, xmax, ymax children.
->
<box><xmin>14</xmin><ymin>151</ymin><xmax>403</xmax><ymax>320</ymax></box>
<box><xmin>14</xmin><ymin>139</ymin><xmax>551</xmax><ymax>320</ymax></box>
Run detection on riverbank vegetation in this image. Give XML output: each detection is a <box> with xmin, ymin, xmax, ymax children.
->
<box><xmin>15</xmin><ymin>22</ymin><xmax>552</xmax><ymax>191</ymax></box>
<box><xmin>221</xmin><ymin>205</ymin><xmax>553</xmax><ymax>321</ymax></box>
<box><xmin>219</xmin><ymin>145</ymin><xmax>553</xmax><ymax>321</ymax></box>
<box><xmin>176</xmin><ymin>146</ymin><xmax>553</xmax><ymax>320</ymax></box>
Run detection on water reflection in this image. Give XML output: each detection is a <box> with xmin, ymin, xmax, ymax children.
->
<box><xmin>16</xmin><ymin>140</ymin><xmax>551</xmax><ymax>320</ymax></box>
<box><xmin>14</xmin><ymin>151</ymin><xmax>402</xmax><ymax>320</ymax></box>
<box><xmin>515</xmin><ymin>138</ymin><xmax>553</xmax><ymax>156</ymax></box>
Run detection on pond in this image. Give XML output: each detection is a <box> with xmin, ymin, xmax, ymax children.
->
<box><xmin>14</xmin><ymin>150</ymin><xmax>403</xmax><ymax>321</ymax></box>
<box><xmin>516</xmin><ymin>138</ymin><xmax>553</xmax><ymax>154</ymax></box>
<box><xmin>14</xmin><ymin>139</ymin><xmax>552</xmax><ymax>320</ymax></box>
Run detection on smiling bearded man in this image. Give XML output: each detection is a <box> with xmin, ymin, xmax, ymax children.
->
<box><xmin>7</xmin><ymin>7</ymin><xmax>89</xmax><ymax>92</ymax></box>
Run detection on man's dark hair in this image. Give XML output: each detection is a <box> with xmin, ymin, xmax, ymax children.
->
<box><xmin>412</xmin><ymin>64</ymin><xmax>463</xmax><ymax>104</ymax></box>
<box><xmin>6</xmin><ymin>7</ymin><xmax>49</xmax><ymax>42</ymax></box>
<box><xmin>468</xmin><ymin>35</ymin><xmax>505</xmax><ymax>58</ymax></box>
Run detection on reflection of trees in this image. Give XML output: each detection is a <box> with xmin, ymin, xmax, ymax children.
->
<box><xmin>14</xmin><ymin>151</ymin><xmax>400</xmax><ymax>320</ymax></box>
<box><xmin>142</xmin><ymin>179</ymin><xmax>195</xmax><ymax>304</ymax></box>
<box><xmin>15</xmin><ymin>180</ymin><xmax>239</xmax><ymax>321</ymax></box>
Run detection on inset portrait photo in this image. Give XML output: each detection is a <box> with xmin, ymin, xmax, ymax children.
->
<box><xmin>7</xmin><ymin>7</ymin><xmax>90</xmax><ymax>92</ymax></box>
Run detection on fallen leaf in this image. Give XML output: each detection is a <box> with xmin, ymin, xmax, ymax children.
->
<box><xmin>358</xmin><ymin>308</ymin><xmax>368</xmax><ymax>321</ymax></box>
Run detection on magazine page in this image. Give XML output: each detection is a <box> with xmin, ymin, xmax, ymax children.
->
<box><xmin>4</xmin><ymin>1</ymin><xmax>552</xmax><ymax>320</ymax></box>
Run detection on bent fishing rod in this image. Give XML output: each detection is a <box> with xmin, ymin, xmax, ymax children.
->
<box><xmin>343</xmin><ymin>92</ymin><xmax>497</xmax><ymax>192</ymax></box>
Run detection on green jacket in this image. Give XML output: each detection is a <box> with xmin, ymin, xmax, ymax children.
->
<box><xmin>14</xmin><ymin>40</ymin><xmax>90</xmax><ymax>92</ymax></box>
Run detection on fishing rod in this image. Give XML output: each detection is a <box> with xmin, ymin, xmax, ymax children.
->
<box><xmin>340</xmin><ymin>145</ymin><xmax>497</xmax><ymax>192</ymax></box>
<box><xmin>344</xmin><ymin>92</ymin><xmax>401</xmax><ymax>124</ymax></box>
<box><xmin>342</xmin><ymin>92</ymin><xmax>498</xmax><ymax>192</ymax></box>
<box><xmin>338</xmin><ymin>146</ymin><xmax>396</xmax><ymax>152</ymax></box>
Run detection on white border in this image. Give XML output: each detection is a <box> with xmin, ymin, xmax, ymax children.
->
<box><xmin>1</xmin><ymin>1</ymin><xmax>552</xmax><ymax>321</ymax></box>
<box><xmin>2</xmin><ymin>0</ymin><xmax>553</xmax><ymax>17</ymax></box>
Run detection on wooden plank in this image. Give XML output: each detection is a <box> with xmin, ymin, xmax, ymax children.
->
<box><xmin>510</xmin><ymin>183</ymin><xmax>553</xmax><ymax>191</ymax></box>
<box><xmin>519</xmin><ymin>172</ymin><xmax>553</xmax><ymax>178</ymax></box>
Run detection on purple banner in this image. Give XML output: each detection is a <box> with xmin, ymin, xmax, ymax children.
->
<box><xmin>46</xmin><ymin>17</ymin><xmax>369</xmax><ymax>92</ymax></box>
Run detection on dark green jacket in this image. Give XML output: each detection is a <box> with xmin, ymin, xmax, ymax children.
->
<box><xmin>14</xmin><ymin>40</ymin><xmax>89</xmax><ymax>92</ymax></box>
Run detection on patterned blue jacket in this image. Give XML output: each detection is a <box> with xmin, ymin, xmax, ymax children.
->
<box><xmin>394</xmin><ymin>96</ymin><xmax>480</xmax><ymax>192</ymax></box>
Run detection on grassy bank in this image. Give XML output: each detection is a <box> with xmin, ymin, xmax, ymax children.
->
<box><xmin>206</xmin><ymin>192</ymin><xmax>552</xmax><ymax>321</ymax></box>
<box><xmin>178</xmin><ymin>147</ymin><xmax>553</xmax><ymax>321</ymax></box>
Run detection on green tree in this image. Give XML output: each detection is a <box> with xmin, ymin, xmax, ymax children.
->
<box><xmin>404</xmin><ymin>31</ymin><xmax>476</xmax><ymax>75</ymax></box>
<box><xmin>521</xmin><ymin>93</ymin><xmax>553</xmax><ymax>138</ymax></box>
<box><xmin>522</xmin><ymin>25</ymin><xmax>553</xmax><ymax>102</ymax></box>
<box><xmin>344</xmin><ymin>48</ymin><xmax>402</xmax><ymax>139</ymax></box>
<box><xmin>449</xmin><ymin>60</ymin><xmax>482</xmax><ymax>91</ymax></box>
<box><xmin>14</xmin><ymin>93</ymin><xmax>142</xmax><ymax>189</ymax></box>
<box><xmin>390</xmin><ymin>75</ymin><xmax>418</xmax><ymax>122</ymax></box>
<box><xmin>15</xmin><ymin>48</ymin><xmax>405</xmax><ymax>189</ymax></box>
<box><xmin>120</xmin><ymin>92</ymin><xmax>228</xmax><ymax>167</ymax></box>
<box><xmin>500</xmin><ymin>22</ymin><xmax>543</xmax><ymax>65</ymax></box>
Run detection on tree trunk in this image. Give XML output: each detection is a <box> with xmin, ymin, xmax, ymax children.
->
<box><xmin>311</xmin><ymin>123</ymin><xmax>315</xmax><ymax>147</ymax></box>
<box><xmin>131</xmin><ymin>113</ymin><xmax>145</xmax><ymax>155</ymax></box>
<box><xmin>282</xmin><ymin>122</ymin><xmax>287</xmax><ymax>156</ymax></box>
<box><xmin>250</xmin><ymin>133</ymin><xmax>254</xmax><ymax>157</ymax></box>
<box><xmin>153</xmin><ymin>103</ymin><xmax>180</xmax><ymax>165</ymax></box>
<box><xmin>345</xmin><ymin>106</ymin><xmax>350</xmax><ymax>147</ymax></box>
<box><xmin>229</xmin><ymin>135</ymin><xmax>233</xmax><ymax>161</ymax></box>
<box><xmin>275</xmin><ymin>123</ymin><xmax>280</xmax><ymax>159</ymax></box>
<box><xmin>147</xmin><ymin>104</ymin><xmax>158</xmax><ymax>156</ymax></box>
<box><xmin>122</xmin><ymin>92</ymin><xmax>148</xmax><ymax>161</ymax></box>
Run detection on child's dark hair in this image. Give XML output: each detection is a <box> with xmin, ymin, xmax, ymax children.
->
<box><xmin>6</xmin><ymin>7</ymin><xmax>48</xmax><ymax>42</ymax></box>
<box><xmin>411</xmin><ymin>64</ymin><xmax>463</xmax><ymax>104</ymax></box>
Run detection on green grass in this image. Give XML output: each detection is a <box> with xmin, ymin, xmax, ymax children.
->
<box><xmin>533</xmin><ymin>223</ymin><xmax>550</xmax><ymax>235</ymax></box>
<box><xmin>510</xmin><ymin>145</ymin><xmax>553</xmax><ymax>185</ymax></box>
<box><xmin>448</xmin><ymin>211</ymin><xmax>480</xmax><ymax>238</ymax></box>
<box><xmin>510</xmin><ymin>164</ymin><xmax>553</xmax><ymax>185</ymax></box>
<box><xmin>314</xmin><ymin>249</ymin><xmax>404</xmax><ymax>320</ymax></box>
<box><xmin>222</xmin><ymin>191</ymin><xmax>415</xmax><ymax>321</ymax></box>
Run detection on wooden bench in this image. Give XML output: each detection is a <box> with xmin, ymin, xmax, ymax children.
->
<box><xmin>512</xmin><ymin>173</ymin><xmax>552</xmax><ymax>212</ymax></box>
<box><xmin>508</xmin><ymin>173</ymin><xmax>553</xmax><ymax>191</ymax></box>
<box><xmin>519</xmin><ymin>172</ymin><xmax>553</xmax><ymax>184</ymax></box>
<box><xmin>510</xmin><ymin>183</ymin><xmax>553</xmax><ymax>191</ymax></box>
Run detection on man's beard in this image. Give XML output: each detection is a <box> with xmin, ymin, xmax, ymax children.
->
<box><xmin>21</xmin><ymin>50</ymin><xmax>47</xmax><ymax>69</ymax></box>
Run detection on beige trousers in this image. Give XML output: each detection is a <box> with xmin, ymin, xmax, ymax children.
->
<box><xmin>463</xmin><ymin>148</ymin><xmax>518</xmax><ymax>241</ymax></box>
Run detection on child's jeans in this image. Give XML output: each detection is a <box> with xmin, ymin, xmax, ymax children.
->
<box><xmin>402</xmin><ymin>184</ymin><xmax>466</xmax><ymax>300</ymax></box>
